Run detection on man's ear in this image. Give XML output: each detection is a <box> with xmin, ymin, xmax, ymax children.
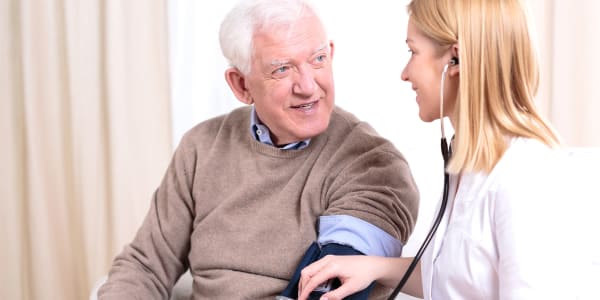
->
<box><xmin>449</xmin><ymin>43</ymin><xmax>460</xmax><ymax>77</ymax></box>
<box><xmin>225</xmin><ymin>68</ymin><xmax>253</xmax><ymax>105</ymax></box>
<box><xmin>329</xmin><ymin>40</ymin><xmax>335</xmax><ymax>60</ymax></box>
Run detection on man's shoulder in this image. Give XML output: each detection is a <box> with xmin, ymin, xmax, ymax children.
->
<box><xmin>326</xmin><ymin>106</ymin><xmax>405</xmax><ymax>159</ymax></box>
<box><xmin>330</xmin><ymin>106</ymin><xmax>372</xmax><ymax>135</ymax></box>
<box><xmin>329</xmin><ymin>106</ymin><xmax>389</xmax><ymax>145</ymax></box>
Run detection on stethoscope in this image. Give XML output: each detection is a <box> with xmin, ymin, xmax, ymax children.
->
<box><xmin>387</xmin><ymin>58</ymin><xmax>457</xmax><ymax>299</ymax></box>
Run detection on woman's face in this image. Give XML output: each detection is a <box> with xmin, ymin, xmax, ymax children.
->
<box><xmin>401</xmin><ymin>18</ymin><xmax>458</xmax><ymax>123</ymax></box>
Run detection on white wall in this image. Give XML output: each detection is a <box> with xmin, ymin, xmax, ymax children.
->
<box><xmin>167</xmin><ymin>1</ymin><xmax>242</xmax><ymax>145</ymax></box>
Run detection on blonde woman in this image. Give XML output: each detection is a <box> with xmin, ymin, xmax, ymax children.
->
<box><xmin>298</xmin><ymin>0</ymin><xmax>579</xmax><ymax>299</ymax></box>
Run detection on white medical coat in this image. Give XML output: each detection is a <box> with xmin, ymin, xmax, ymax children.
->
<box><xmin>421</xmin><ymin>137</ymin><xmax>581</xmax><ymax>299</ymax></box>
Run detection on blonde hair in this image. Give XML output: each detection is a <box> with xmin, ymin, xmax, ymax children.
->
<box><xmin>408</xmin><ymin>0</ymin><xmax>560</xmax><ymax>174</ymax></box>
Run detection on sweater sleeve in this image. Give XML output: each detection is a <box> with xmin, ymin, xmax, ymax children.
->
<box><xmin>98</xmin><ymin>137</ymin><xmax>196</xmax><ymax>299</ymax></box>
<box><xmin>322</xmin><ymin>125</ymin><xmax>420</xmax><ymax>244</ymax></box>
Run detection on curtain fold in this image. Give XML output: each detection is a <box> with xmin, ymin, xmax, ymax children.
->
<box><xmin>528</xmin><ymin>0</ymin><xmax>600</xmax><ymax>147</ymax></box>
<box><xmin>0</xmin><ymin>0</ymin><xmax>172</xmax><ymax>299</ymax></box>
<box><xmin>547</xmin><ymin>0</ymin><xmax>600</xmax><ymax>147</ymax></box>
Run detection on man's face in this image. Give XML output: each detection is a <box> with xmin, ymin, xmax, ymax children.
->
<box><xmin>245</xmin><ymin>15</ymin><xmax>335</xmax><ymax>146</ymax></box>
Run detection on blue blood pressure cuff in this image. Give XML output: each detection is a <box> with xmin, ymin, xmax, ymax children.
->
<box><xmin>278</xmin><ymin>242</ymin><xmax>375</xmax><ymax>300</ymax></box>
<box><xmin>279</xmin><ymin>215</ymin><xmax>403</xmax><ymax>299</ymax></box>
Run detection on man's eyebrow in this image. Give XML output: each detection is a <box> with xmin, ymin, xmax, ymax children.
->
<box><xmin>268</xmin><ymin>44</ymin><xmax>329</xmax><ymax>66</ymax></box>
<box><xmin>270</xmin><ymin>59</ymin><xmax>290</xmax><ymax>66</ymax></box>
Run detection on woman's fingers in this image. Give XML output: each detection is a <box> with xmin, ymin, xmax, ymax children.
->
<box><xmin>298</xmin><ymin>256</ymin><xmax>329</xmax><ymax>295</ymax></box>
<box><xmin>298</xmin><ymin>256</ymin><xmax>340</xmax><ymax>300</ymax></box>
<box><xmin>321</xmin><ymin>283</ymin><xmax>357</xmax><ymax>300</ymax></box>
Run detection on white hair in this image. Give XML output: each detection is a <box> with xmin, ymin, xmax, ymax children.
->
<box><xmin>219</xmin><ymin>0</ymin><xmax>324</xmax><ymax>75</ymax></box>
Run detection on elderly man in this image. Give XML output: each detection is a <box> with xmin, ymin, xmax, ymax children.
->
<box><xmin>98</xmin><ymin>0</ymin><xmax>419</xmax><ymax>299</ymax></box>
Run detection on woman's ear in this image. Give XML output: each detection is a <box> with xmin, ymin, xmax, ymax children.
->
<box><xmin>225</xmin><ymin>68</ymin><xmax>253</xmax><ymax>105</ymax></box>
<box><xmin>449</xmin><ymin>43</ymin><xmax>460</xmax><ymax>77</ymax></box>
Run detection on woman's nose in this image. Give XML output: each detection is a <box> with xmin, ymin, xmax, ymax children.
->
<box><xmin>401</xmin><ymin>65</ymin><xmax>409</xmax><ymax>82</ymax></box>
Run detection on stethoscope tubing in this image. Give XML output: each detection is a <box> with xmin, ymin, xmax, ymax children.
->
<box><xmin>387</xmin><ymin>138</ymin><xmax>451</xmax><ymax>300</ymax></box>
<box><xmin>389</xmin><ymin>62</ymin><xmax>455</xmax><ymax>300</ymax></box>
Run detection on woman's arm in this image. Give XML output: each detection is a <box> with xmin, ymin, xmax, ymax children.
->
<box><xmin>298</xmin><ymin>255</ymin><xmax>423</xmax><ymax>300</ymax></box>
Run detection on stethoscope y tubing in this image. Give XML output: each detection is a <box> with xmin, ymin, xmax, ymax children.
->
<box><xmin>387</xmin><ymin>63</ymin><xmax>453</xmax><ymax>299</ymax></box>
<box><xmin>387</xmin><ymin>139</ymin><xmax>451</xmax><ymax>300</ymax></box>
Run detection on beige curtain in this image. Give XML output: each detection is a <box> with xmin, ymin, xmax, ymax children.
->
<box><xmin>529</xmin><ymin>0</ymin><xmax>600</xmax><ymax>147</ymax></box>
<box><xmin>0</xmin><ymin>0</ymin><xmax>172</xmax><ymax>299</ymax></box>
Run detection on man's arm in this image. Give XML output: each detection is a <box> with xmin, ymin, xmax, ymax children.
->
<box><xmin>319</xmin><ymin>125</ymin><xmax>419</xmax><ymax>296</ymax></box>
<box><xmin>323</xmin><ymin>135</ymin><xmax>419</xmax><ymax>248</ymax></box>
<box><xmin>279</xmin><ymin>126</ymin><xmax>419</xmax><ymax>299</ymax></box>
<box><xmin>98</xmin><ymin>139</ymin><xmax>196</xmax><ymax>299</ymax></box>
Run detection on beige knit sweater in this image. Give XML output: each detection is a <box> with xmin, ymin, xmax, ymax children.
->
<box><xmin>99</xmin><ymin>106</ymin><xmax>419</xmax><ymax>299</ymax></box>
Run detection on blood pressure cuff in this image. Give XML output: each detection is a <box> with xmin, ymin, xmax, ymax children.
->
<box><xmin>279</xmin><ymin>242</ymin><xmax>375</xmax><ymax>300</ymax></box>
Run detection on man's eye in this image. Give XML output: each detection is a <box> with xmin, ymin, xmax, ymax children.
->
<box><xmin>274</xmin><ymin>66</ymin><xmax>289</xmax><ymax>74</ymax></box>
<box><xmin>315</xmin><ymin>55</ymin><xmax>326</xmax><ymax>62</ymax></box>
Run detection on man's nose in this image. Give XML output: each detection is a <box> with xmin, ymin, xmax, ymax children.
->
<box><xmin>292</xmin><ymin>67</ymin><xmax>317</xmax><ymax>96</ymax></box>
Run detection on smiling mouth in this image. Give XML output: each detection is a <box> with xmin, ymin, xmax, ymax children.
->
<box><xmin>291</xmin><ymin>101</ymin><xmax>317</xmax><ymax>110</ymax></box>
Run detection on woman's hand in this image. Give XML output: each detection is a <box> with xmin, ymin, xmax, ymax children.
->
<box><xmin>297</xmin><ymin>255</ymin><xmax>386</xmax><ymax>300</ymax></box>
